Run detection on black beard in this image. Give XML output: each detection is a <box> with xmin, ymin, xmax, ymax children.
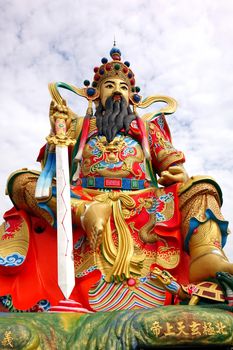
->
<box><xmin>95</xmin><ymin>95</ymin><xmax>136</xmax><ymax>143</ymax></box>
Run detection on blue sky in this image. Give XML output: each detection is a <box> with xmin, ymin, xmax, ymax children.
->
<box><xmin>1</xmin><ymin>0</ymin><xmax>233</xmax><ymax>258</ymax></box>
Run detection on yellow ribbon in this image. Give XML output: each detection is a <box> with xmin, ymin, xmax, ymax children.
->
<box><xmin>94</xmin><ymin>192</ymin><xmax>145</xmax><ymax>282</ymax></box>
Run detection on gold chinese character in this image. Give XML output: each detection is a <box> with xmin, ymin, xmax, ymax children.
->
<box><xmin>164</xmin><ymin>322</ymin><xmax>176</xmax><ymax>336</ymax></box>
<box><xmin>177</xmin><ymin>321</ymin><xmax>189</xmax><ymax>336</ymax></box>
<box><xmin>1</xmin><ymin>330</ymin><xmax>14</xmax><ymax>348</ymax></box>
<box><xmin>189</xmin><ymin>321</ymin><xmax>201</xmax><ymax>336</ymax></box>
<box><xmin>215</xmin><ymin>322</ymin><xmax>228</xmax><ymax>335</ymax></box>
<box><xmin>203</xmin><ymin>322</ymin><xmax>216</xmax><ymax>336</ymax></box>
<box><xmin>151</xmin><ymin>321</ymin><xmax>162</xmax><ymax>337</ymax></box>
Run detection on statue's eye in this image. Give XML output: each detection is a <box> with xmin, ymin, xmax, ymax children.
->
<box><xmin>105</xmin><ymin>84</ymin><xmax>114</xmax><ymax>89</ymax></box>
<box><xmin>121</xmin><ymin>86</ymin><xmax>128</xmax><ymax>91</ymax></box>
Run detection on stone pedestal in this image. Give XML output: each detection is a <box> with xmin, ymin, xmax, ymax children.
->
<box><xmin>0</xmin><ymin>306</ymin><xmax>232</xmax><ymax>349</ymax></box>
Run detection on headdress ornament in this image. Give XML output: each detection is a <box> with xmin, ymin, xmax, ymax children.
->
<box><xmin>83</xmin><ymin>45</ymin><xmax>142</xmax><ymax>105</ymax></box>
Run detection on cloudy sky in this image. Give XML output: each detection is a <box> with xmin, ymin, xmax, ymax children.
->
<box><xmin>1</xmin><ymin>0</ymin><xmax>233</xmax><ymax>259</ymax></box>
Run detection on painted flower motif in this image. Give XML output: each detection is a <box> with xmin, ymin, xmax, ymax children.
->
<box><xmin>187</xmin><ymin>284</ymin><xmax>199</xmax><ymax>295</ymax></box>
<box><xmin>123</xmin><ymin>277</ymin><xmax>140</xmax><ymax>290</ymax></box>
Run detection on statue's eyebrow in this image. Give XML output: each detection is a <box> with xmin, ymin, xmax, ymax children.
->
<box><xmin>103</xmin><ymin>80</ymin><xmax>128</xmax><ymax>87</ymax></box>
<box><xmin>103</xmin><ymin>80</ymin><xmax>115</xmax><ymax>85</ymax></box>
<box><xmin>120</xmin><ymin>82</ymin><xmax>128</xmax><ymax>87</ymax></box>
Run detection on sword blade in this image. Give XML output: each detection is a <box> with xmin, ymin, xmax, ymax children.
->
<box><xmin>56</xmin><ymin>145</ymin><xmax>75</xmax><ymax>299</ymax></box>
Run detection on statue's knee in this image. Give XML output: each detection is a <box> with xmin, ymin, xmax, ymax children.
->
<box><xmin>8</xmin><ymin>172</ymin><xmax>38</xmax><ymax>210</ymax></box>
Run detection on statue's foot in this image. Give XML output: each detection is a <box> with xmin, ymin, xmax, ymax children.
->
<box><xmin>81</xmin><ymin>201</ymin><xmax>112</xmax><ymax>250</ymax></box>
<box><xmin>189</xmin><ymin>251</ymin><xmax>233</xmax><ymax>282</ymax></box>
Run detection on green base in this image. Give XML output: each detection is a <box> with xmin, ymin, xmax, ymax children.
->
<box><xmin>0</xmin><ymin>306</ymin><xmax>232</xmax><ymax>349</ymax></box>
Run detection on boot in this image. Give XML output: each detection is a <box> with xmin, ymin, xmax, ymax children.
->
<box><xmin>189</xmin><ymin>220</ymin><xmax>233</xmax><ymax>282</ymax></box>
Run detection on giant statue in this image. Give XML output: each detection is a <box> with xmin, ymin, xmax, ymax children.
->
<box><xmin>0</xmin><ymin>46</ymin><xmax>233</xmax><ymax>314</ymax></box>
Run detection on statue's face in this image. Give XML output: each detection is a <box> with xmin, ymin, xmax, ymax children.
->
<box><xmin>99</xmin><ymin>78</ymin><xmax>129</xmax><ymax>107</ymax></box>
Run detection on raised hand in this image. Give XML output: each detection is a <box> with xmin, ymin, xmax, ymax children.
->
<box><xmin>158</xmin><ymin>165</ymin><xmax>189</xmax><ymax>186</ymax></box>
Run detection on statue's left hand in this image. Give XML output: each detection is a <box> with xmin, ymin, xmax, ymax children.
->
<box><xmin>158</xmin><ymin>165</ymin><xmax>189</xmax><ymax>186</ymax></box>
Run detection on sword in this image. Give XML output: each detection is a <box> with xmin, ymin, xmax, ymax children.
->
<box><xmin>46</xmin><ymin>104</ymin><xmax>76</xmax><ymax>299</ymax></box>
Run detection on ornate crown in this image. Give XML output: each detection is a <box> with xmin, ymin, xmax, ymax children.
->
<box><xmin>83</xmin><ymin>46</ymin><xmax>141</xmax><ymax>104</ymax></box>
